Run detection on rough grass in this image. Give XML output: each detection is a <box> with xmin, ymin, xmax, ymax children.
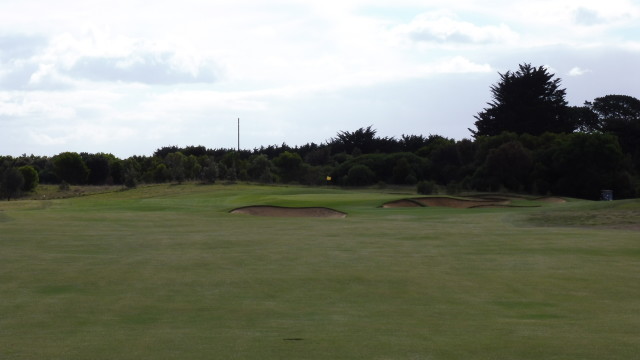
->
<box><xmin>524</xmin><ymin>198</ymin><xmax>640</xmax><ymax>230</ymax></box>
<box><xmin>1</xmin><ymin>184</ymin><xmax>639</xmax><ymax>359</ymax></box>
<box><xmin>22</xmin><ymin>184</ymin><xmax>124</xmax><ymax>200</ymax></box>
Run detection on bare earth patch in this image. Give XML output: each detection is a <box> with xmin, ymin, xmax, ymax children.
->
<box><xmin>230</xmin><ymin>205</ymin><xmax>347</xmax><ymax>218</ymax></box>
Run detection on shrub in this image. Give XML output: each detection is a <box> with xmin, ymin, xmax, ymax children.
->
<box><xmin>124</xmin><ymin>174</ymin><xmax>137</xmax><ymax>189</ymax></box>
<box><xmin>446</xmin><ymin>181</ymin><xmax>463</xmax><ymax>195</ymax></box>
<box><xmin>58</xmin><ymin>181</ymin><xmax>70</xmax><ymax>191</ymax></box>
<box><xmin>18</xmin><ymin>165</ymin><xmax>39</xmax><ymax>192</ymax></box>
<box><xmin>53</xmin><ymin>152</ymin><xmax>89</xmax><ymax>185</ymax></box>
<box><xmin>405</xmin><ymin>174</ymin><xmax>418</xmax><ymax>185</ymax></box>
<box><xmin>346</xmin><ymin>164</ymin><xmax>375</xmax><ymax>186</ymax></box>
<box><xmin>1</xmin><ymin>168</ymin><xmax>24</xmax><ymax>200</ymax></box>
<box><xmin>417</xmin><ymin>180</ymin><xmax>436</xmax><ymax>195</ymax></box>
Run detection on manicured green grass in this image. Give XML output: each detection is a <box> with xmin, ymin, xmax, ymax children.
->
<box><xmin>1</xmin><ymin>184</ymin><xmax>639</xmax><ymax>359</ymax></box>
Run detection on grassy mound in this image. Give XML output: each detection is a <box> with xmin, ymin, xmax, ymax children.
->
<box><xmin>381</xmin><ymin>195</ymin><xmax>538</xmax><ymax>208</ymax></box>
<box><xmin>230</xmin><ymin>205</ymin><xmax>347</xmax><ymax>218</ymax></box>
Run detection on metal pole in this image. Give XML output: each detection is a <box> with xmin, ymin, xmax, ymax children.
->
<box><xmin>234</xmin><ymin>118</ymin><xmax>239</xmax><ymax>181</ymax></box>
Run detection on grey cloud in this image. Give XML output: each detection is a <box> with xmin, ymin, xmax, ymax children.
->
<box><xmin>68</xmin><ymin>52</ymin><xmax>219</xmax><ymax>85</ymax></box>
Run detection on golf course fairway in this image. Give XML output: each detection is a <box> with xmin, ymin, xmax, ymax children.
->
<box><xmin>1</xmin><ymin>184</ymin><xmax>638</xmax><ymax>359</ymax></box>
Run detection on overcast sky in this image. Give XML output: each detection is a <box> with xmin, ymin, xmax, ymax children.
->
<box><xmin>1</xmin><ymin>0</ymin><xmax>639</xmax><ymax>157</ymax></box>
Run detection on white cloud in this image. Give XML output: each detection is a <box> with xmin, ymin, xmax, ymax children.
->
<box><xmin>426</xmin><ymin>56</ymin><xmax>492</xmax><ymax>74</ymax></box>
<box><xmin>68</xmin><ymin>52</ymin><xmax>219</xmax><ymax>84</ymax></box>
<box><xmin>1</xmin><ymin>0</ymin><xmax>640</xmax><ymax>156</ymax></box>
<box><xmin>396</xmin><ymin>12</ymin><xmax>519</xmax><ymax>45</ymax></box>
<box><xmin>568</xmin><ymin>67</ymin><xmax>591</xmax><ymax>76</ymax></box>
<box><xmin>0</xmin><ymin>92</ymin><xmax>77</xmax><ymax>119</ymax></box>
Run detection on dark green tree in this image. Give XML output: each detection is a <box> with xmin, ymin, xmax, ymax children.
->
<box><xmin>346</xmin><ymin>164</ymin><xmax>375</xmax><ymax>186</ymax></box>
<box><xmin>549</xmin><ymin>133</ymin><xmax>631</xmax><ymax>199</ymax></box>
<box><xmin>165</xmin><ymin>152</ymin><xmax>186</xmax><ymax>183</ymax></box>
<box><xmin>248</xmin><ymin>155</ymin><xmax>273</xmax><ymax>183</ymax></box>
<box><xmin>567</xmin><ymin>105</ymin><xmax>600</xmax><ymax>133</ymax></box>
<box><xmin>428</xmin><ymin>142</ymin><xmax>462</xmax><ymax>185</ymax></box>
<box><xmin>273</xmin><ymin>151</ymin><xmax>304</xmax><ymax>183</ymax></box>
<box><xmin>400</xmin><ymin>134</ymin><xmax>429</xmax><ymax>153</ymax></box>
<box><xmin>304</xmin><ymin>147</ymin><xmax>332</xmax><ymax>166</ymax></box>
<box><xmin>198</xmin><ymin>156</ymin><xmax>218</xmax><ymax>184</ymax></box>
<box><xmin>153</xmin><ymin>145</ymin><xmax>181</xmax><ymax>158</ymax></box>
<box><xmin>18</xmin><ymin>165</ymin><xmax>39</xmax><ymax>192</ymax></box>
<box><xmin>1</xmin><ymin>168</ymin><xmax>25</xmax><ymax>200</ymax></box>
<box><xmin>182</xmin><ymin>145</ymin><xmax>208</xmax><ymax>157</ymax></box>
<box><xmin>471</xmin><ymin>64</ymin><xmax>572</xmax><ymax>137</ymax></box>
<box><xmin>417</xmin><ymin>180</ymin><xmax>436</xmax><ymax>195</ymax></box>
<box><xmin>183</xmin><ymin>155</ymin><xmax>200</xmax><ymax>180</ymax></box>
<box><xmin>415</xmin><ymin>135</ymin><xmax>455</xmax><ymax>158</ymax></box>
<box><xmin>586</xmin><ymin>95</ymin><xmax>640</xmax><ymax>165</ymax></box>
<box><xmin>84</xmin><ymin>153</ymin><xmax>111</xmax><ymax>185</ymax></box>
<box><xmin>153</xmin><ymin>163</ymin><xmax>171</xmax><ymax>182</ymax></box>
<box><xmin>53</xmin><ymin>152</ymin><xmax>89</xmax><ymax>184</ymax></box>
<box><xmin>122</xmin><ymin>159</ymin><xmax>141</xmax><ymax>188</ymax></box>
<box><xmin>481</xmin><ymin>141</ymin><xmax>533</xmax><ymax>192</ymax></box>
<box><xmin>332</xmin><ymin>126</ymin><xmax>387</xmax><ymax>154</ymax></box>
<box><xmin>392</xmin><ymin>158</ymin><xmax>415</xmax><ymax>184</ymax></box>
<box><xmin>588</xmin><ymin>95</ymin><xmax>640</xmax><ymax>126</ymax></box>
<box><xmin>109</xmin><ymin>159</ymin><xmax>124</xmax><ymax>184</ymax></box>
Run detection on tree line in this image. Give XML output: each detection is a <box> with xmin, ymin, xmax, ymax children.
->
<box><xmin>2</xmin><ymin>63</ymin><xmax>639</xmax><ymax>200</ymax></box>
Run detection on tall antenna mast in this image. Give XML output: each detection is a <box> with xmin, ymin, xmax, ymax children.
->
<box><xmin>237</xmin><ymin>118</ymin><xmax>240</xmax><ymax>152</ymax></box>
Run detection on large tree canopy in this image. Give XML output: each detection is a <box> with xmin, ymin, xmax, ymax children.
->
<box><xmin>1</xmin><ymin>167</ymin><xmax>25</xmax><ymax>200</ymax></box>
<box><xmin>588</xmin><ymin>95</ymin><xmax>640</xmax><ymax>126</ymax></box>
<box><xmin>53</xmin><ymin>152</ymin><xmax>89</xmax><ymax>185</ymax></box>
<box><xmin>18</xmin><ymin>165</ymin><xmax>39</xmax><ymax>192</ymax></box>
<box><xmin>471</xmin><ymin>64</ymin><xmax>572</xmax><ymax>137</ymax></box>
<box><xmin>585</xmin><ymin>95</ymin><xmax>640</xmax><ymax>165</ymax></box>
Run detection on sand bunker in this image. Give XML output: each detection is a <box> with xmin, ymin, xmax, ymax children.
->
<box><xmin>381</xmin><ymin>199</ymin><xmax>423</xmax><ymax>208</ymax></box>
<box><xmin>383</xmin><ymin>196</ymin><xmax>511</xmax><ymax>209</ymax></box>
<box><xmin>230</xmin><ymin>205</ymin><xmax>347</xmax><ymax>218</ymax></box>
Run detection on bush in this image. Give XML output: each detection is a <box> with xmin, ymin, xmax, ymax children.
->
<box><xmin>1</xmin><ymin>168</ymin><xmax>24</xmax><ymax>200</ymax></box>
<box><xmin>58</xmin><ymin>181</ymin><xmax>70</xmax><ymax>191</ymax></box>
<box><xmin>446</xmin><ymin>181</ymin><xmax>463</xmax><ymax>195</ymax></box>
<box><xmin>346</xmin><ymin>164</ymin><xmax>375</xmax><ymax>186</ymax></box>
<box><xmin>124</xmin><ymin>174</ymin><xmax>137</xmax><ymax>189</ymax></box>
<box><xmin>405</xmin><ymin>174</ymin><xmax>418</xmax><ymax>185</ymax></box>
<box><xmin>417</xmin><ymin>180</ymin><xmax>436</xmax><ymax>195</ymax></box>
<box><xmin>53</xmin><ymin>152</ymin><xmax>89</xmax><ymax>184</ymax></box>
<box><xmin>18</xmin><ymin>165</ymin><xmax>39</xmax><ymax>192</ymax></box>
<box><xmin>200</xmin><ymin>164</ymin><xmax>219</xmax><ymax>184</ymax></box>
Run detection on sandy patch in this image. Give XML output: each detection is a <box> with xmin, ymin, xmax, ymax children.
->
<box><xmin>230</xmin><ymin>205</ymin><xmax>347</xmax><ymax>218</ymax></box>
<box><xmin>381</xmin><ymin>199</ymin><xmax>422</xmax><ymax>208</ymax></box>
